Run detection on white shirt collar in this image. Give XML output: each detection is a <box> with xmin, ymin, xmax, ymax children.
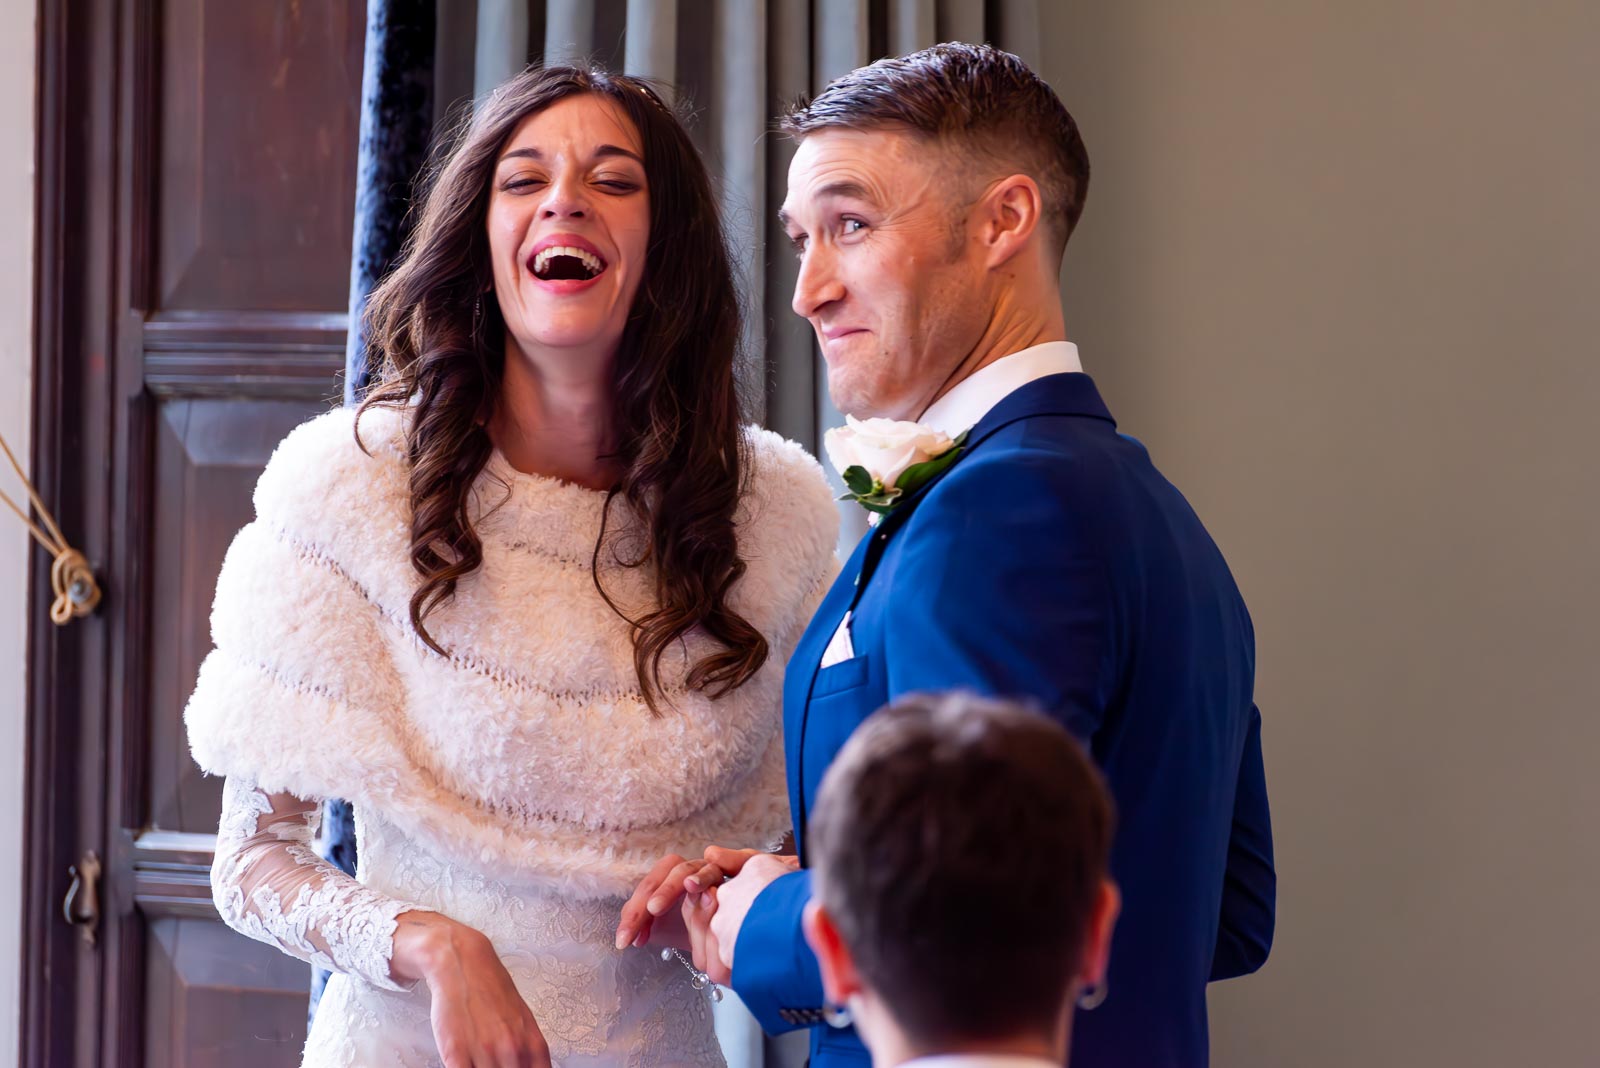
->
<box><xmin>901</xmin><ymin>1056</ymin><xmax>1061</xmax><ymax>1068</ymax></box>
<box><xmin>917</xmin><ymin>341</ymin><xmax>1083</xmax><ymax>438</ymax></box>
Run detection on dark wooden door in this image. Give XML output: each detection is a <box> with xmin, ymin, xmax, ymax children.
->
<box><xmin>25</xmin><ymin>1</ymin><xmax>367</xmax><ymax>1065</ymax></box>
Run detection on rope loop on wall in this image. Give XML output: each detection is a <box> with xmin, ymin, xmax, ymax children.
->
<box><xmin>0</xmin><ymin>431</ymin><xmax>101</xmax><ymax>625</ymax></box>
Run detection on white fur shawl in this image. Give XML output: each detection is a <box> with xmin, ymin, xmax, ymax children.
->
<box><xmin>185</xmin><ymin>405</ymin><xmax>839</xmax><ymax>900</ymax></box>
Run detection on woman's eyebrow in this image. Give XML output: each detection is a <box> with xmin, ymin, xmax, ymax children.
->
<box><xmin>498</xmin><ymin>144</ymin><xmax>644</xmax><ymax>165</ymax></box>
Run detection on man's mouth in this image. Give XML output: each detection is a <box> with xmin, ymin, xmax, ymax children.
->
<box><xmin>531</xmin><ymin>245</ymin><xmax>608</xmax><ymax>281</ymax></box>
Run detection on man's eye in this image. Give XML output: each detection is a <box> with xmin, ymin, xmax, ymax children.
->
<box><xmin>842</xmin><ymin>218</ymin><xmax>867</xmax><ymax>234</ymax></box>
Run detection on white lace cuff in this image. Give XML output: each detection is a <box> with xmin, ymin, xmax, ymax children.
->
<box><xmin>211</xmin><ymin>776</ymin><xmax>434</xmax><ymax>991</ymax></box>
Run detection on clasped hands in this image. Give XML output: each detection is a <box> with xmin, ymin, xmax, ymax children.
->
<box><xmin>615</xmin><ymin>846</ymin><xmax>800</xmax><ymax>985</ymax></box>
<box><xmin>387</xmin><ymin>846</ymin><xmax>796</xmax><ymax>1067</ymax></box>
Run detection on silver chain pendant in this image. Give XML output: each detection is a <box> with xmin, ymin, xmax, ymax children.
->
<box><xmin>660</xmin><ymin>947</ymin><xmax>725</xmax><ymax>1002</ymax></box>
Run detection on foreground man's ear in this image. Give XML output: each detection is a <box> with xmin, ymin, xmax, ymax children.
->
<box><xmin>1077</xmin><ymin>877</ymin><xmax>1122</xmax><ymax>995</ymax></box>
<box><xmin>803</xmin><ymin>898</ymin><xmax>865</xmax><ymax>1006</ymax></box>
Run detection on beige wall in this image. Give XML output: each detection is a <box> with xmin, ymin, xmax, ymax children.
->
<box><xmin>1040</xmin><ymin>3</ymin><xmax>1600</xmax><ymax>1065</ymax></box>
<box><xmin>0</xmin><ymin>1</ymin><xmax>34</xmax><ymax>1065</ymax></box>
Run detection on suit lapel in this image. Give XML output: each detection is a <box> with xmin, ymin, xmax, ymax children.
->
<box><xmin>783</xmin><ymin>531</ymin><xmax>873</xmax><ymax>836</ymax></box>
<box><xmin>847</xmin><ymin>372</ymin><xmax>1117</xmax><ymax>596</ymax></box>
<box><xmin>787</xmin><ymin>373</ymin><xmax>1118</xmax><ymax>842</ymax></box>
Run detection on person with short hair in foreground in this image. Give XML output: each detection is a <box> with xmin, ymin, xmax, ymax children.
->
<box><xmin>802</xmin><ymin>693</ymin><xmax>1121</xmax><ymax>1068</ymax></box>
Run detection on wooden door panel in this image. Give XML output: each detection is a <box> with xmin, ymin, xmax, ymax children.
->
<box><xmin>123</xmin><ymin>0</ymin><xmax>366</xmax><ymax>1060</ymax></box>
<box><xmin>128</xmin><ymin>0</ymin><xmax>366</xmax><ymax>1062</ymax></box>
<box><xmin>147</xmin><ymin>397</ymin><xmax>334</xmax><ymax>835</ymax></box>
<box><xmin>157</xmin><ymin>0</ymin><xmax>365</xmax><ymax>312</ymax></box>
<box><xmin>144</xmin><ymin>916</ymin><xmax>307</xmax><ymax>1067</ymax></box>
<box><xmin>27</xmin><ymin>0</ymin><xmax>367</xmax><ymax>1064</ymax></box>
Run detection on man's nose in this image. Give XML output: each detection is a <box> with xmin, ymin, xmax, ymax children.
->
<box><xmin>792</xmin><ymin>245</ymin><xmax>845</xmax><ymax>319</ymax></box>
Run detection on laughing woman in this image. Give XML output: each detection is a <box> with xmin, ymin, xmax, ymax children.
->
<box><xmin>184</xmin><ymin>66</ymin><xmax>837</xmax><ymax>1067</ymax></box>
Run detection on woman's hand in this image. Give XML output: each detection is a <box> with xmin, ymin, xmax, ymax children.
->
<box><xmin>694</xmin><ymin>851</ymin><xmax>800</xmax><ymax>983</ymax></box>
<box><xmin>681</xmin><ymin>885</ymin><xmax>731</xmax><ymax>985</ymax></box>
<box><xmin>669</xmin><ymin>848</ymin><xmax>796</xmax><ymax>985</ymax></box>
<box><xmin>392</xmin><ymin>910</ymin><xmax>551</xmax><ymax>1068</ymax></box>
<box><xmin>616</xmin><ymin>852</ymin><xmax>734</xmax><ymax>950</ymax></box>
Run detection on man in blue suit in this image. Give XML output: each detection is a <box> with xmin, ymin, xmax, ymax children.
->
<box><xmin>620</xmin><ymin>43</ymin><xmax>1274</xmax><ymax>1067</ymax></box>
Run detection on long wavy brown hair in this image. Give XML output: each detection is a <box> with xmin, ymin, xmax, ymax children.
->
<box><xmin>356</xmin><ymin>65</ymin><xmax>767</xmax><ymax>714</ymax></box>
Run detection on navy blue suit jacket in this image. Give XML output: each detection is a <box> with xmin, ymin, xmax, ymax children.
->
<box><xmin>731</xmin><ymin>374</ymin><xmax>1275</xmax><ymax>1067</ymax></box>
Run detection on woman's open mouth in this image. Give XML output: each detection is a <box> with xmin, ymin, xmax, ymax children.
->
<box><xmin>530</xmin><ymin>245</ymin><xmax>608</xmax><ymax>286</ymax></box>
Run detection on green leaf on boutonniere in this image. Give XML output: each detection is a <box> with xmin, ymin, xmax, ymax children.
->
<box><xmin>889</xmin><ymin>429</ymin><xmax>970</xmax><ymax>498</ymax></box>
<box><xmin>837</xmin><ymin>483</ymin><xmax>903</xmax><ymax>513</ymax></box>
<box><xmin>856</xmin><ymin>489</ymin><xmax>902</xmax><ymax>514</ymax></box>
<box><xmin>841</xmin><ymin>465</ymin><xmax>876</xmax><ymax>497</ymax></box>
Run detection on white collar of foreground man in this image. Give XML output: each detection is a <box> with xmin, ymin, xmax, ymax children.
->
<box><xmin>899</xmin><ymin>1055</ymin><xmax>1063</xmax><ymax>1068</ymax></box>
<box><xmin>918</xmin><ymin>340</ymin><xmax>1083</xmax><ymax>438</ymax></box>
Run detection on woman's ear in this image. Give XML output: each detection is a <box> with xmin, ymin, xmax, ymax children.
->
<box><xmin>978</xmin><ymin>173</ymin><xmax>1044</xmax><ymax>270</ymax></box>
<box><xmin>803</xmin><ymin>899</ymin><xmax>864</xmax><ymax>1006</ymax></box>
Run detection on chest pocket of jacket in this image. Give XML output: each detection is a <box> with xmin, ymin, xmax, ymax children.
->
<box><xmin>810</xmin><ymin>654</ymin><xmax>870</xmax><ymax>699</ymax></box>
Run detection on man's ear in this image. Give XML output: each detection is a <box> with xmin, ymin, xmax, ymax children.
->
<box><xmin>977</xmin><ymin>173</ymin><xmax>1044</xmax><ymax>270</ymax></box>
<box><xmin>803</xmin><ymin>899</ymin><xmax>864</xmax><ymax>1006</ymax></box>
<box><xmin>1077</xmin><ymin>877</ymin><xmax>1122</xmax><ymax>991</ymax></box>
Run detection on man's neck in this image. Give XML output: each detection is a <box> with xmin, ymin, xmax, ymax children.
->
<box><xmin>862</xmin><ymin>1008</ymin><xmax>1068</xmax><ymax>1068</ymax></box>
<box><xmin>921</xmin><ymin>293</ymin><xmax>1067</xmax><ymax>418</ymax></box>
<box><xmin>882</xmin><ymin>1035</ymin><xmax>1066</xmax><ymax>1068</ymax></box>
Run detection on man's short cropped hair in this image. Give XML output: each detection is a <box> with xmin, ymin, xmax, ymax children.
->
<box><xmin>781</xmin><ymin>42</ymin><xmax>1091</xmax><ymax>256</ymax></box>
<box><xmin>808</xmin><ymin>691</ymin><xmax>1115</xmax><ymax>1045</ymax></box>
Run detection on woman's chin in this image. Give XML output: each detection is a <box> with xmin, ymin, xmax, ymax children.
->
<box><xmin>508</xmin><ymin>323</ymin><xmax>626</xmax><ymax>360</ymax></box>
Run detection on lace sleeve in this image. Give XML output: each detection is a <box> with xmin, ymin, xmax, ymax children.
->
<box><xmin>211</xmin><ymin>776</ymin><xmax>433</xmax><ymax>991</ymax></box>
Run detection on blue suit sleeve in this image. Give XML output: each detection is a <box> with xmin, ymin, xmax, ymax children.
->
<box><xmin>1210</xmin><ymin>704</ymin><xmax>1275</xmax><ymax>979</ymax></box>
<box><xmin>730</xmin><ymin>869</ymin><xmax>824</xmax><ymax>1033</ymax></box>
<box><xmin>882</xmin><ymin>456</ymin><xmax>1115</xmax><ymax>740</ymax></box>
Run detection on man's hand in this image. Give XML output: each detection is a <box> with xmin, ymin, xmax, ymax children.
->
<box><xmin>705</xmin><ymin>852</ymin><xmax>800</xmax><ymax>978</ymax></box>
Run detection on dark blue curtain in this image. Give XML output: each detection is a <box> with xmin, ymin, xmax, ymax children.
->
<box><xmin>342</xmin><ymin>0</ymin><xmax>437</xmax><ymax>403</ymax></box>
<box><xmin>312</xmin><ymin>0</ymin><xmax>436</xmax><ymax>1025</ymax></box>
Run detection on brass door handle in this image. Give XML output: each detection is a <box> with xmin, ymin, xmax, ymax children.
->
<box><xmin>63</xmin><ymin>850</ymin><xmax>101</xmax><ymax>946</ymax></box>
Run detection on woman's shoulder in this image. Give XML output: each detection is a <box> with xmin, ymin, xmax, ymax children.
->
<box><xmin>737</xmin><ymin>425</ymin><xmax>838</xmax><ymax>562</ymax></box>
<box><xmin>252</xmin><ymin>403</ymin><xmax>410</xmax><ymax>540</ymax></box>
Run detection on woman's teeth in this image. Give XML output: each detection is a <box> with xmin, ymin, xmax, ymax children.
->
<box><xmin>532</xmin><ymin>246</ymin><xmax>606</xmax><ymax>280</ymax></box>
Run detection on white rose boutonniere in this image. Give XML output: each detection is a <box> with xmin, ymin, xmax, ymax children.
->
<box><xmin>823</xmin><ymin>415</ymin><xmax>969</xmax><ymax>516</ymax></box>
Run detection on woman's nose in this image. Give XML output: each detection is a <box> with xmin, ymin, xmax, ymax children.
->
<box><xmin>539</xmin><ymin>175</ymin><xmax>590</xmax><ymax>220</ymax></box>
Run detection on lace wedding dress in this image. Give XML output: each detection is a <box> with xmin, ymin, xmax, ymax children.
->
<box><xmin>213</xmin><ymin>780</ymin><xmax>725</xmax><ymax>1065</ymax></box>
<box><xmin>186</xmin><ymin>407</ymin><xmax>838</xmax><ymax>1066</ymax></box>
